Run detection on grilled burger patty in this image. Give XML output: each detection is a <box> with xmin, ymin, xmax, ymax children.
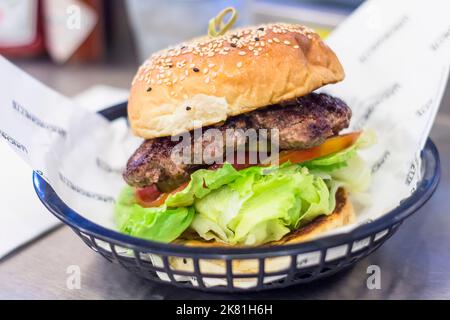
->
<box><xmin>124</xmin><ymin>93</ymin><xmax>351</xmax><ymax>191</ymax></box>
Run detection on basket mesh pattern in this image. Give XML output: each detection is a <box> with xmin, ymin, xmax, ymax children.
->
<box><xmin>71</xmin><ymin>224</ymin><xmax>400</xmax><ymax>292</ymax></box>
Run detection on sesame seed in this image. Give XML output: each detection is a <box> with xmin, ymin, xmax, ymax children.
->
<box><xmin>237</xmin><ymin>62</ymin><xmax>242</xmax><ymax>68</ymax></box>
<box><xmin>205</xmin><ymin>77</ymin><xmax>210</xmax><ymax>83</ymax></box>
<box><xmin>186</xmin><ymin>106</ymin><xmax>192</xmax><ymax>111</ymax></box>
<box><xmin>132</xmin><ymin>23</ymin><xmax>320</xmax><ymax>86</ymax></box>
<box><xmin>146</xmin><ymin>87</ymin><xmax>152</xmax><ymax>92</ymax></box>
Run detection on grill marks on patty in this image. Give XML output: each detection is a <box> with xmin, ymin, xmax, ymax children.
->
<box><xmin>124</xmin><ymin>93</ymin><xmax>352</xmax><ymax>191</ymax></box>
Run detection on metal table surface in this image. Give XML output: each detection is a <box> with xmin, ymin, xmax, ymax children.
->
<box><xmin>0</xmin><ymin>62</ymin><xmax>449</xmax><ymax>300</ymax></box>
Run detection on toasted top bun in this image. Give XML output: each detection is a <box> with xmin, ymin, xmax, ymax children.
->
<box><xmin>168</xmin><ymin>188</ymin><xmax>354</xmax><ymax>278</ymax></box>
<box><xmin>129</xmin><ymin>23</ymin><xmax>344</xmax><ymax>139</ymax></box>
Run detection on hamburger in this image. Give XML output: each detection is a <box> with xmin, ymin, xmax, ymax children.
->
<box><xmin>115</xmin><ymin>23</ymin><xmax>373</xmax><ymax>251</ymax></box>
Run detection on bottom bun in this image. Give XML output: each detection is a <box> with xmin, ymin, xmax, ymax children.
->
<box><xmin>169</xmin><ymin>188</ymin><xmax>355</xmax><ymax>278</ymax></box>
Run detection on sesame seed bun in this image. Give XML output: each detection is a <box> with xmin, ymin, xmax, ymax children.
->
<box><xmin>128</xmin><ymin>23</ymin><xmax>344</xmax><ymax>139</ymax></box>
<box><xmin>169</xmin><ymin>188</ymin><xmax>355</xmax><ymax>277</ymax></box>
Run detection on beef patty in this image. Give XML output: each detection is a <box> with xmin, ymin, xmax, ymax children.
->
<box><xmin>124</xmin><ymin>93</ymin><xmax>351</xmax><ymax>191</ymax></box>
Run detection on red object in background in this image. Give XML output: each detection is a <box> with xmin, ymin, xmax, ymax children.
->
<box><xmin>0</xmin><ymin>0</ymin><xmax>45</xmax><ymax>58</ymax></box>
<box><xmin>43</xmin><ymin>0</ymin><xmax>105</xmax><ymax>63</ymax></box>
<box><xmin>68</xmin><ymin>0</ymin><xmax>104</xmax><ymax>63</ymax></box>
<box><xmin>0</xmin><ymin>0</ymin><xmax>104</xmax><ymax>63</ymax></box>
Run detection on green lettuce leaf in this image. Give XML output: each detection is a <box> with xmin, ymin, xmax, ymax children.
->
<box><xmin>191</xmin><ymin>165</ymin><xmax>333</xmax><ymax>246</ymax></box>
<box><xmin>302</xmin><ymin>145</ymin><xmax>356</xmax><ymax>172</ymax></box>
<box><xmin>330</xmin><ymin>155</ymin><xmax>371</xmax><ymax>193</ymax></box>
<box><xmin>302</xmin><ymin>130</ymin><xmax>375</xmax><ymax>207</ymax></box>
<box><xmin>115</xmin><ymin>186</ymin><xmax>194</xmax><ymax>242</ymax></box>
<box><xmin>115</xmin><ymin>164</ymin><xmax>240</xmax><ymax>243</ymax></box>
<box><xmin>165</xmin><ymin>163</ymin><xmax>239</xmax><ymax>207</ymax></box>
<box><xmin>302</xmin><ymin>130</ymin><xmax>376</xmax><ymax>172</ymax></box>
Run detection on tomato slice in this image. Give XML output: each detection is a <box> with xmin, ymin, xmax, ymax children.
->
<box><xmin>135</xmin><ymin>182</ymin><xmax>189</xmax><ymax>208</ymax></box>
<box><xmin>135</xmin><ymin>185</ymin><xmax>161</xmax><ymax>204</ymax></box>
<box><xmin>275</xmin><ymin>131</ymin><xmax>361</xmax><ymax>166</ymax></box>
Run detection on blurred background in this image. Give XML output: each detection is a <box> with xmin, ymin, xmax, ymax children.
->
<box><xmin>0</xmin><ymin>0</ymin><xmax>363</xmax><ymax>62</ymax></box>
<box><xmin>0</xmin><ymin>0</ymin><xmax>364</xmax><ymax>96</ymax></box>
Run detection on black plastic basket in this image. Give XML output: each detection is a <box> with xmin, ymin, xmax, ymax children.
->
<box><xmin>33</xmin><ymin>103</ymin><xmax>441</xmax><ymax>293</ymax></box>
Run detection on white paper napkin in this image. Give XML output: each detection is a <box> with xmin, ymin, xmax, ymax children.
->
<box><xmin>0</xmin><ymin>84</ymin><xmax>128</xmax><ymax>259</ymax></box>
<box><xmin>0</xmin><ymin>143</ymin><xmax>59</xmax><ymax>259</ymax></box>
